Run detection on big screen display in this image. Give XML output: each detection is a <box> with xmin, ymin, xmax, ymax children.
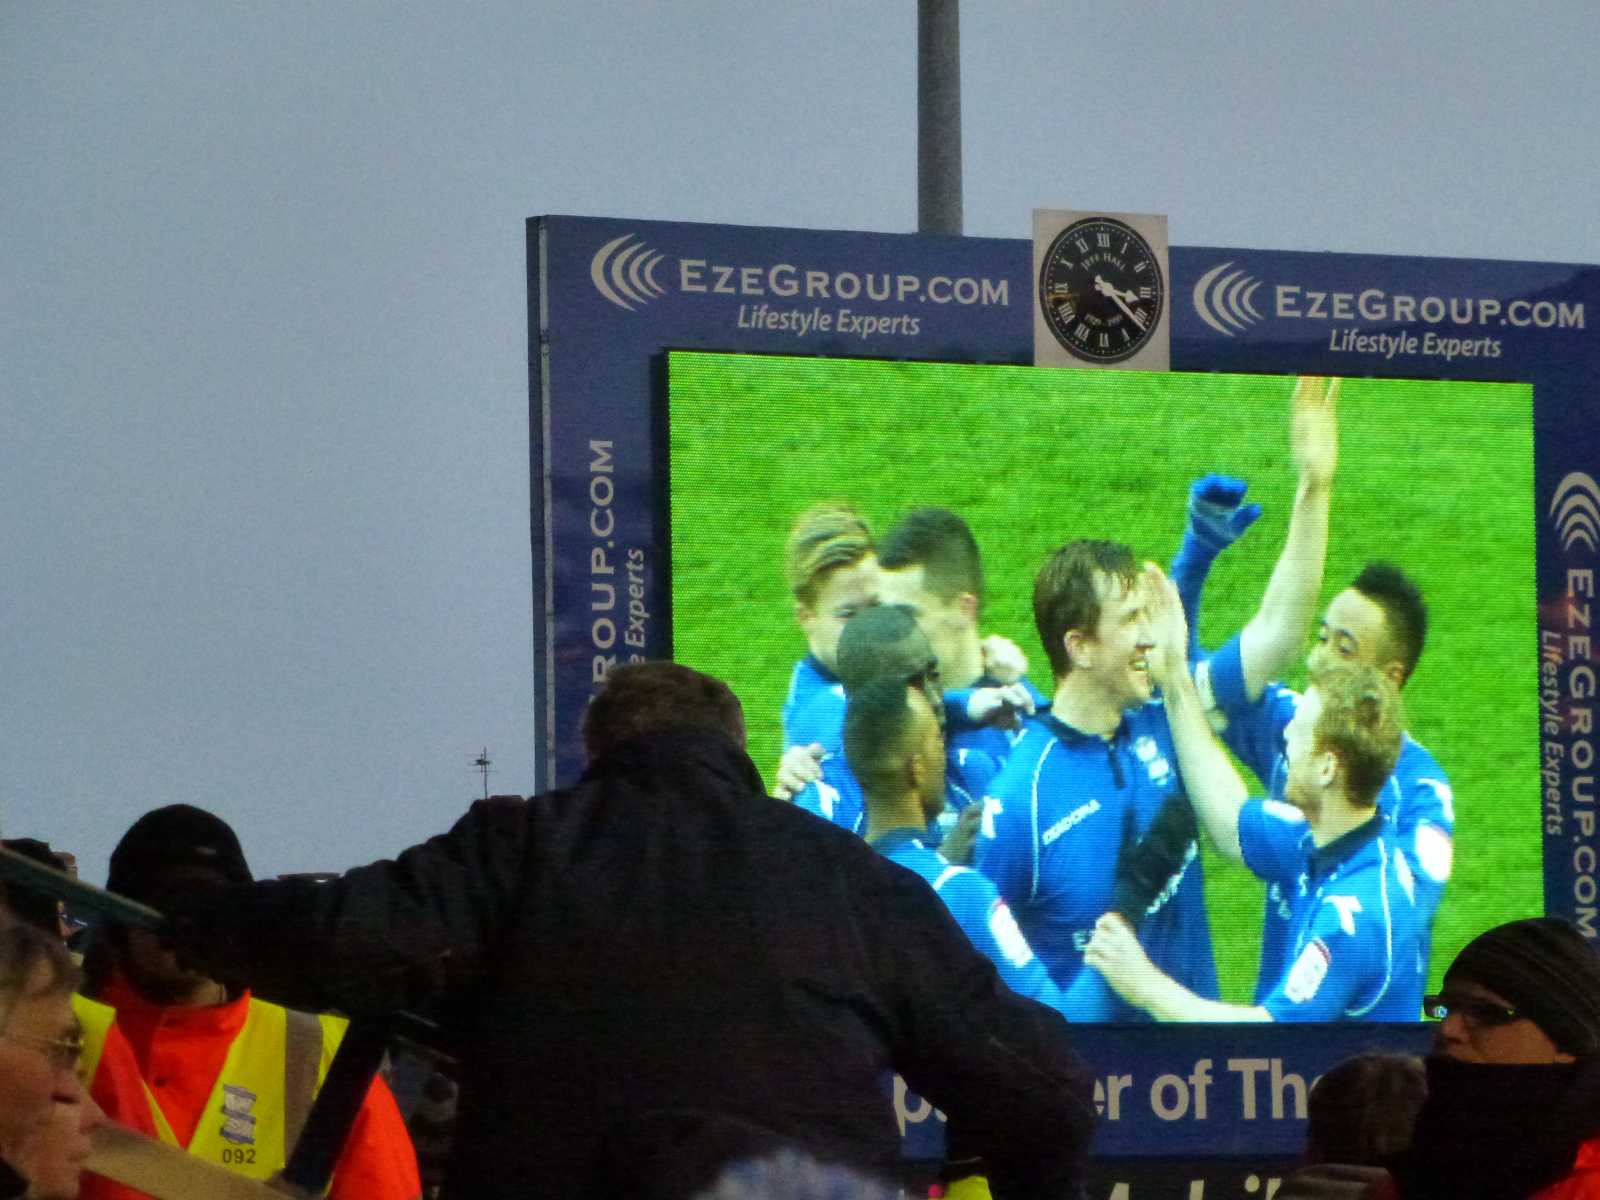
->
<box><xmin>666</xmin><ymin>349</ymin><xmax>1539</xmax><ymax>1013</ymax></box>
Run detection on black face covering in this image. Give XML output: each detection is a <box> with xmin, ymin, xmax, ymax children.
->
<box><xmin>1389</xmin><ymin>1055</ymin><xmax>1600</xmax><ymax>1200</ymax></box>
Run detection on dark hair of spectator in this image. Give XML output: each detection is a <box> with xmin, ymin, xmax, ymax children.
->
<box><xmin>583</xmin><ymin>662</ymin><xmax>746</xmax><ymax>761</ymax></box>
<box><xmin>1305</xmin><ymin>1053</ymin><xmax>1426</xmax><ymax>1166</ymax></box>
<box><xmin>878</xmin><ymin>507</ymin><xmax>984</xmax><ymax>609</ymax></box>
<box><xmin>1033</xmin><ymin>539</ymin><xmax>1140</xmax><ymax>679</ymax></box>
<box><xmin>843</xmin><ymin>678</ymin><xmax>923</xmax><ymax>801</ymax></box>
<box><xmin>1352</xmin><ymin>561</ymin><xmax>1427</xmax><ymax>684</ymax></box>
<box><xmin>0</xmin><ymin>840</ymin><xmax>66</xmax><ymax>937</ymax></box>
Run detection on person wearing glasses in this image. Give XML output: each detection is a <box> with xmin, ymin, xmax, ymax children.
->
<box><xmin>0</xmin><ymin>840</ymin><xmax>150</xmax><ymax>1200</ymax></box>
<box><xmin>0</xmin><ymin>918</ymin><xmax>91</xmax><ymax>1200</ymax></box>
<box><xmin>1382</xmin><ymin>917</ymin><xmax>1600</xmax><ymax>1200</ymax></box>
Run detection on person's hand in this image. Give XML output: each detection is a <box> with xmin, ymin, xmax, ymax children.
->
<box><xmin>1141</xmin><ymin>564</ymin><xmax>1189</xmax><ymax>690</ymax></box>
<box><xmin>966</xmin><ymin>683</ymin><xmax>1036</xmax><ymax>729</ymax></box>
<box><xmin>1083</xmin><ymin>912</ymin><xmax>1151</xmax><ymax>1003</ymax></box>
<box><xmin>1185</xmin><ymin>474</ymin><xmax>1262</xmax><ymax>554</ymax></box>
<box><xmin>773</xmin><ymin>743</ymin><xmax>825</xmax><ymax>801</ymax></box>
<box><xmin>979</xmin><ymin>635</ymin><xmax>1028</xmax><ymax>685</ymax></box>
<box><xmin>1290</xmin><ymin>375</ymin><xmax>1339</xmax><ymax>488</ymax></box>
<box><xmin>940</xmin><ymin>805</ymin><xmax>983</xmax><ymax>866</ymax></box>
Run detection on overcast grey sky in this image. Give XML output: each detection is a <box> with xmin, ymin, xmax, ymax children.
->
<box><xmin>4</xmin><ymin>1</ymin><xmax>1598</xmax><ymax>883</ymax></box>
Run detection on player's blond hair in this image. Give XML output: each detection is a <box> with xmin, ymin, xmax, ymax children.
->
<box><xmin>785</xmin><ymin>502</ymin><xmax>874</xmax><ymax>607</ymax></box>
<box><xmin>1309</xmin><ymin>663</ymin><xmax>1405</xmax><ymax>808</ymax></box>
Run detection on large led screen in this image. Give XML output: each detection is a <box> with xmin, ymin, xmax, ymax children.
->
<box><xmin>666</xmin><ymin>349</ymin><xmax>1539</xmax><ymax>1015</ymax></box>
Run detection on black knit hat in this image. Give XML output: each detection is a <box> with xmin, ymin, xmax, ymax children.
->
<box><xmin>106</xmin><ymin>804</ymin><xmax>253</xmax><ymax>907</ymax></box>
<box><xmin>1445</xmin><ymin>917</ymin><xmax>1600</xmax><ymax>1055</ymax></box>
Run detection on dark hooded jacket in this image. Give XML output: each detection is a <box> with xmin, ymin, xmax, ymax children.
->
<box><xmin>173</xmin><ymin>730</ymin><xmax>1095</xmax><ymax>1199</ymax></box>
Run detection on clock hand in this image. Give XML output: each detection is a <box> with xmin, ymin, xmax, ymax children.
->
<box><xmin>1095</xmin><ymin>275</ymin><xmax>1148</xmax><ymax>331</ymax></box>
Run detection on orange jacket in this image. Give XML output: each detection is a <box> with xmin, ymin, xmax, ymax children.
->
<box><xmin>100</xmin><ymin>976</ymin><xmax>419</xmax><ymax>1200</ymax></box>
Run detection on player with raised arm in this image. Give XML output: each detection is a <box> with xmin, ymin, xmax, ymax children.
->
<box><xmin>1171</xmin><ymin>376</ymin><xmax>1453</xmax><ymax>993</ymax></box>
<box><xmin>1084</xmin><ymin>570</ymin><xmax>1424</xmax><ymax>1023</ymax></box>
<box><xmin>974</xmin><ymin>545</ymin><xmax>1222</xmax><ymax>1020</ymax></box>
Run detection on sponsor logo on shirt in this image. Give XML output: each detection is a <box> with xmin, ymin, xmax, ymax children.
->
<box><xmin>1323</xmin><ymin>894</ymin><xmax>1364</xmax><ymax>936</ymax></box>
<box><xmin>1284</xmin><ymin>939</ymin><xmax>1331</xmax><ymax>1003</ymax></box>
<box><xmin>1041</xmin><ymin>798</ymin><xmax>1102</xmax><ymax>846</ymax></box>
<box><xmin>1413</xmin><ymin>821</ymin><xmax>1454</xmax><ymax>883</ymax></box>
<box><xmin>987</xmin><ymin>901</ymin><xmax>1036</xmax><ymax>969</ymax></box>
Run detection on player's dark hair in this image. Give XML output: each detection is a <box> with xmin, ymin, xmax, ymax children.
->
<box><xmin>836</xmin><ymin>605</ymin><xmax>938</xmax><ymax>696</ymax></box>
<box><xmin>0</xmin><ymin>839</ymin><xmax>66</xmax><ymax>937</ymax></box>
<box><xmin>1305</xmin><ymin>1053</ymin><xmax>1426</xmax><ymax>1166</ymax></box>
<box><xmin>844</xmin><ymin>678</ymin><xmax>924</xmax><ymax>804</ymax></box>
<box><xmin>785</xmin><ymin>502</ymin><xmax>874</xmax><ymax>607</ymax></box>
<box><xmin>1309</xmin><ymin>663</ymin><xmax>1404</xmax><ymax>807</ymax></box>
<box><xmin>1033</xmin><ymin>540</ymin><xmax>1139</xmax><ymax>680</ymax></box>
<box><xmin>583</xmin><ymin>662</ymin><xmax>746</xmax><ymax>761</ymax></box>
<box><xmin>1352</xmin><ymin>561</ymin><xmax>1427</xmax><ymax>684</ymax></box>
<box><xmin>878</xmin><ymin>508</ymin><xmax>984</xmax><ymax>610</ymax></box>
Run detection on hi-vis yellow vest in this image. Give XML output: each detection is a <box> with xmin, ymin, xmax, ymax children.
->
<box><xmin>146</xmin><ymin>998</ymin><xmax>346</xmax><ymax>1185</ymax></box>
<box><xmin>72</xmin><ymin>993</ymin><xmax>118</xmax><ymax>1086</ymax></box>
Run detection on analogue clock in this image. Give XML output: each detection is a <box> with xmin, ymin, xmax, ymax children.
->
<box><xmin>1038</xmin><ymin>217</ymin><xmax>1165</xmax><ymax>363</ymax></box>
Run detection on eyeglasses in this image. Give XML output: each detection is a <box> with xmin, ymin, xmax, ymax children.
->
<box><xmin>1422</xmin><ymin>992</ymin><xmax>1523</xmax><ymax>1028</ymax></box>
<box><xmin>1</xmin><ymin>1030</ymin><xmax>85</xmax><ymax>1073</ymax></box>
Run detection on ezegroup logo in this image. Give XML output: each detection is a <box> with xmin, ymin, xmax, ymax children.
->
<box><xmin>590</xmin><ymin>234</ymin><xmax>667</xmax><ymax>311</ymax></box>
<box><xmin>1552</xmin><ymin>473</ymin><xmax>1600</xmax><ymax>555</ymax></box>
<box><xmin>1192</xmin><ymin>261</ymin><xmax>1265</xmax><ymax>337</ymax></box>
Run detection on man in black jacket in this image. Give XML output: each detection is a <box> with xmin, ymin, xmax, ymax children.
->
<box><xmin>170</xmin><ymin>662</ymin><xmax>1096</xmax><ymax>1199</ymax></box>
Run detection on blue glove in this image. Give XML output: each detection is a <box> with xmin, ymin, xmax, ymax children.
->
<box><xmin>1171</xmin><ymin>474</ymin><xmax>1261</xmax><ymax>662</ymax></box>
<box><xmin>1186</xmin><ymin>474</ymin><xmax>1262</xmax><ymax>553</ymax></box>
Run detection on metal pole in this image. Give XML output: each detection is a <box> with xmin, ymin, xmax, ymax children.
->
<box><xmin>917</xmin><ymin>0</ymin><xmax>962</xmax><ymax>235</ymax></box>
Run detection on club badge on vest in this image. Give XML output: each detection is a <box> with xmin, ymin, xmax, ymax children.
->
<box><xmin>220</xmin><ymin>1084</ymin><xmax>258</xmax><ymax>1146</ymax></box>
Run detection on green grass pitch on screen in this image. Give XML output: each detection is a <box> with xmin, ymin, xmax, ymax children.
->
<box><xmin>667</xmin><ymin>350</ymin><xmax>1540</xmax><ymax>1008</ymax></box>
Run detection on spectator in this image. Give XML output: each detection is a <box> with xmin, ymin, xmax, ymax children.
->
<box><xmin>1276</xmin><ymin>1054</ymin><xmax>1425</xmax><ymax>1199</ymax></box>
<box><xmin>166</xmin><ymin>661</ymin><xmax>1097</xmax><ymax>1199</ymax></box>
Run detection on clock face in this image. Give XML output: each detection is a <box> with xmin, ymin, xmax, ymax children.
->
<box><xmin>1038</xmin><ymin>217</ymin><xmax>1165</xmax><ymax>363</ymax></box>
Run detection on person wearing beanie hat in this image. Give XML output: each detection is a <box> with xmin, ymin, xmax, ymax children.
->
<box><xmin>1382</xmin><ymin>917</ymin><xmax>1600</xmax><ymax>1200</ymax></box>
<box><xmin>90</xmin><ymin>805</ymin><xmax>421</xmax><ymax>1200</ymax></box>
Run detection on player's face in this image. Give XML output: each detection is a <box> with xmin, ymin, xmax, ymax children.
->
<box><xmin>0</xmin><ymin>969</ymin><xmax>78</xmax><ymax>1161</ymax></box>
<box><xmin>1432</xmin><ymin>980</ymin><xmax>1575</xmax><ymax>1064</ymax></box>
<box><xmin>1282</xmin><ymin>686</ymin><xmax>1327</xmax><ymax>818</ymax></box>
<box><xmin>878</xmin><ymin>565</ymin><xmax>972</xmax><ymax>680</ymax></box>
<box><xmin>1307</xmin><ymin>589</ymin><xmax>1391</xmax><ymax>679</ymax></box>
<box><xmin>907</xmin><ymin>687</ymin><xmax>948</xmax><ymax>824</ymax></box>
<box><xmin>1079</xmin><ymin>573</ymin><xmax>1155</xmax><ymax>710</ymax></box>
<box><xmin>797</xmin><ymin>555</ymin><xmax>880</xmax><ymax>672</ymax></box>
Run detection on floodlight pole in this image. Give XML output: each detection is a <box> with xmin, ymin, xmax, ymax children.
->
<box><xmin>917</xmin><ymin>0</ymin><xmax>962</xmax><ymax>235</ymax></box>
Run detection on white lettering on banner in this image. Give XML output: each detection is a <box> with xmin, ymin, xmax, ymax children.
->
<box><xmin>892</xmin><ymin>1075</ymin><xmax>946</xmax><ymax>1137</ymax></box>
<box><xmin>1093</xmin><ymin>1073</ymin><xmax>1134</xmax><ymax>1120</ymax></box>
<box><xmin>677</xmin><ymin>259</ymin><xmax>1008</xmax><ymax>308</ymax></box>
<box><xmin>1543</xmin><ymin>491</ymin><xmax>1600</xmax><ymax>931</ymax></box>
<box><xmin>589</xmin><ymin>441</ymin><xmax>617</xmax><ymax>682</ymax></box>
<box><xmin>1229</xmin><ymin>1059</ymin><xmax>1309</xmax><ymax>1121</ymax></box>
<box><xmin>1275</xmin><ymin>285</ymin><xmax>1584</xmax><ymax>330</ymax></box>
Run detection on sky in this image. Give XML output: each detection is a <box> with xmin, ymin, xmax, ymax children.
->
<box><xmin>4</xmin><ymin>1</ymin><xmax>1599</xmax><ymax>884</ymax></box>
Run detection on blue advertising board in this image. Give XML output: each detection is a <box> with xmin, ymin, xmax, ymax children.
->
<box><xmin>527</xmin><ymin>215</ymin><xmax>1600</xmax><ymax>1174</ymax></box>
